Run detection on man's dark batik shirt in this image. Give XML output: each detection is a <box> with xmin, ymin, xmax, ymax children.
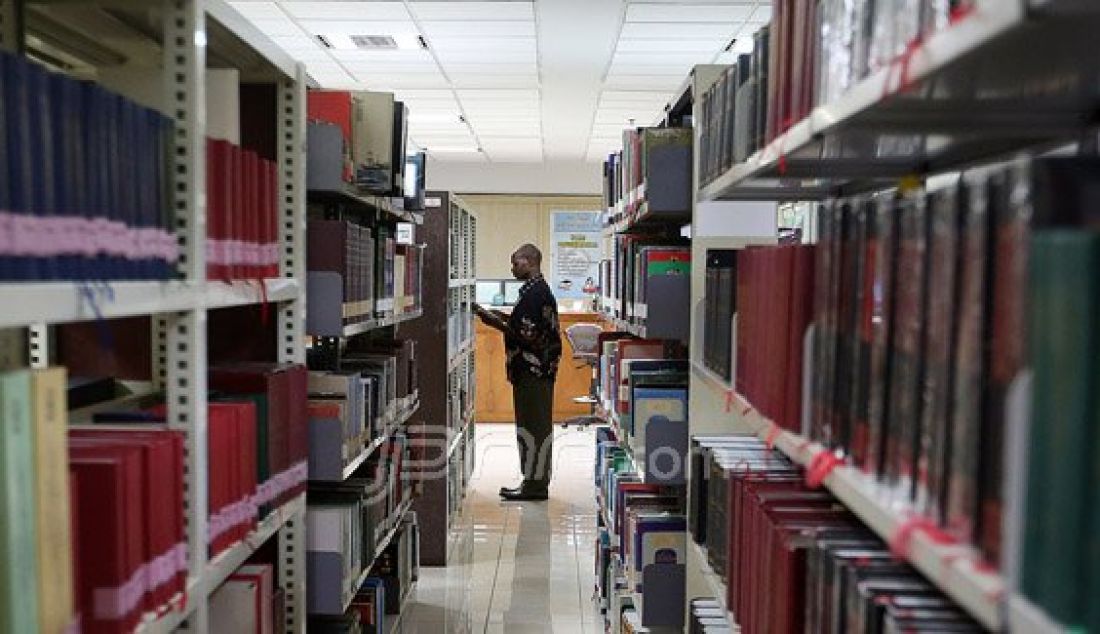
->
<box><xmin>505</xmin><ymin>274</ymin><xmax>562</xmax><ymax>383</ymax></box>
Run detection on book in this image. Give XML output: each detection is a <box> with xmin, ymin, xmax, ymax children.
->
<box><xmin>31</xmin><ymin>368</ymin><xmax>74</xmax><ymax>633</ymax></box>
<box><xmin>0</xmin><ymin>370</ymin><xmax>40</xmax><ymax>633</ymax></box>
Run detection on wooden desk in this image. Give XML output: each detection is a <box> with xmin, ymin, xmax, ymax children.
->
<box><xmin>475</xmin><ymin>312</ymin><xmax>602</xmax><ymax>423</ymax></box>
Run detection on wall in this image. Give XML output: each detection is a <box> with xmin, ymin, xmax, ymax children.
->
<box><xmin>459</xmin><ymin>194</ymin><xmax>604</xmax><ymax>279</ymax></box>
<box><xmin>426</xmin><ymin>159</ymin><xmax>603</xmax><ymax>196</ymax></box>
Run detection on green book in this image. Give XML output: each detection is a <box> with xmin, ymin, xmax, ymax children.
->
<box><xmin>1024</xmin><ymin>230</ymin><xmax>1100</xmax><ymax>625</ymax></box>
<box><xmin>0</xmin><ymin>369</ymin><xmax>41</xmax><ymax>633</ymax></box>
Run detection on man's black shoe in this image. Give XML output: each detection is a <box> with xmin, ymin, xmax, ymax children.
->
<box><xmin>499</xmin><ymin>486</ymin><xmax>522</xmax><ymax>497</ymax></box>
<box><xmin>500</xmin><ymin>489</ymin><xmax>548</xmax><ymax>502</ymax></box>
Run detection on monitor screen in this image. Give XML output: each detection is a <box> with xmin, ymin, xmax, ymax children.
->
<box><xmin>503</xmin><ymin>280</ymin><xmax>523</xmax><ymax>305</ymax></box>
<box><xmin>476</xmin><ymin>281</ymin><xmax>501</xmax><ymax>305</ymax></box>
<box><xmin>403</xmin><ymin>152</ymin><xmax>426</xmax><ymax>210</ymax></box>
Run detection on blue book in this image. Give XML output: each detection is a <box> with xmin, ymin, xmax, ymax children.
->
<box><xmin>0</xmin><ymin>52</ymin><xmax>11</xmax><ymax>279</ymax></box>
<box><xmin>28</xmin><ymin>62</ymin><xmax>55</xmax><ymax>280</ymax></box>
<box><xmin>5</xmin><ymin>55</ymin><xmax>33</xmax><ymax>279</ymax></box>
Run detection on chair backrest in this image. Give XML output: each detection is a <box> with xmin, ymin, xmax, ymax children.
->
<box><xmin>564</xmin><ymin>323</ymin><xmax>603</xmax><ymax>360</ymax></box>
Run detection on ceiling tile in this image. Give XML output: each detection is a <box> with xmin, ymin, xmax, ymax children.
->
<box><xmin>624</xmin><ymin>3</ymin><xmax>755</xmax><ymax>23</ymax></box>
<box><xmin>280</xmin><ymin>1</ymin><xmax>412</xmax><ymax>21</ymax></box>
<box><xmin>751</xmin><ymin>5</ymin><xmax>773</xmax><ymax>21</ymax></box>
<box><xmin>419</xmin><ymin>21</ymin><xmax>536</xmax><ymax>39</ymax></box>
<box><xmin>604</xmin><ymin>74</ymin><xmax>684</xmax><ymax>89</ymax></box>
<box><xmin>409</xmin><ymin>2</ymin><xmax>535</xmax><ymax>21</ymax></box>
<box><xmin>270</xmin><ymin>34</ymin><xmax>321</xmax><ymax>50</ymax></box>
<box><xmin>457</xmin><ymin>89</ymin><xmax>540</xmax><ymax>103</ymax></box>
<box><xmin>297</xmin><ymin>19</ymin><xmax>420</xmax><ymax>37</ymax></box>
<box><xmin>428</xmin><ymin>37</ymin><xmax>536</xmax><ymax>53</ymax></box>
<box><xmin>619</xmin><ymin>22</ymin><xmax>738</xmax><ymax>40</ymax></box>
<box><xmin>608</xmin><ymin>62</ymin><xmax>693</xmax><ymax>76</ymax></box>
<box><xmin>249</xmin><ymin>17</ymin><xmax>301</xmax><ymax>37</ymax></box>
<box><xmin>449</xmin><ymin>74</ymin><xmax>539</xmax><ymax>88</ymax></box>
<box><xmin>327</xmin><ymin>49</ymin><xmax>434</xmax><ymax>62</ymax></box>
<box><xmin>438</xmin><ymin>62</ymin><xmax>538</xmax><ymax>76</ymax></box>
<box><xmin>600</xmin><ymin>90</ymin><xmax>673</xmax><ymax>103</ymax></box>
<box><xmin>341</xmin><ymin>61</ymin><xmax>441</xmax><ymax>75</ymax></box>
<box><xmin>614</xmin><ymin>38</ymin><xmax>730</xmax><ymax>53</ymax></box>
<box><xmin>428</xmin><ymin>151</ymin><xmax>488</xmax><ymax>163</ymax></box>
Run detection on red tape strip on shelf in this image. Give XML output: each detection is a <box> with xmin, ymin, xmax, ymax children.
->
<box><xmin>804</xmin><ymin>451</ymin><xmax>842</xmax><ymax>489</ymax></box>
<box><xmin>889</xmin><ymin>515</ymin><xmax>956</xmax><ymax>560</ymax></box>
<box><xmin>764</xmin><ymin>422</ymin><xmax>781</xmax><ymax>451</ymax></box>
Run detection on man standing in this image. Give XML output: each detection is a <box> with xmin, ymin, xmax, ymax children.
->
<box><xmin>474</xmin><ymin>244</ymin><xmax>562</xmax><ymax>501</ymax></box>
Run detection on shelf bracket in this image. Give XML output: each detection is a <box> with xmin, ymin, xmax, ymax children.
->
<box><xmin>278</xmin><ymin>63</ymin><xmax>307</xmax><ymax>365</ymax></box>
<box><xmin>278</xmin><ymin>506</ymin><xmax>307</xmax><ymax>634</ymax></box>
<box><xmin>28</xmin><ymin>324</ymin><xmax>48</xmax><ymax>370</ymax></box>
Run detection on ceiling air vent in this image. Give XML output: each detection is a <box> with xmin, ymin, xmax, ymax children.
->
<box><xmin>350</xmin><ymin>35</ymin><xmax>399</xmax><ymax>50</ymax></box>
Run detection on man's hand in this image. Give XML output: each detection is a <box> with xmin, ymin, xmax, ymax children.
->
<box><xmin>474</xmin><ymin>303</ymin><xmax>508</xmax><ymax>331</ymax></box>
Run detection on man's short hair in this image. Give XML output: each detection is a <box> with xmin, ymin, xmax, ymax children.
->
<box><xmin>514</xmin><ymin>243</ymin><xmax>542</xmax><ymax>266</ymax></box>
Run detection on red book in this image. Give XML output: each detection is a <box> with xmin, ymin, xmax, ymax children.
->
<box><xmin>206</xmin><ymin>139</ymin><xmax>225</xmax><ymax>280</ymax></box>
<box><xmin>784</xmin><ymin>245</ymin><xmax>816</xmax><ymax>431</ymax></box>
<box><xmin>207</xmin><ymin>404</ymin><xmax>232</xmax><ymax>555</ymax></box>
<box><xmin>285</xmin><ymin>365</ymin><xmax>309</xmax><ymax>499</ymax></box>
<box><xmin>307</xmin><ymin>91</ymin><xmax>354</xmax><ymax>145</ymax></box>
<box><xmin>69</xmin><ymin>445</ymin><xmax>146</xmax><ymax>634</ymax></box>
<box><xmin>69</xmin><ymin>431</ymin><xmax>186</xmax><ymax>610</ymax></box>
<box><xmin>265</xmin><ymin>160</ymin><xmax>279</xmax><ymax>278</ymax></box>
<box><xmin>615</xmin><ymin>339</ymin><xmax>669</xmax><ymax>414</ymax></box>
<box><xmin>228</xmin><ymin>145</ymin><xmax>243</xmax><ymax>279</ymax></box>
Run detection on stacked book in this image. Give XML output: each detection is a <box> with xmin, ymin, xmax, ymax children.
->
<box><xmin>0</xmin><ymin>52</ymin><xmax>178</xmax><ymax>281</ymax></box>
<box><xmin>206</xmin><ymin>139</ymin><xmax>280</xmax><ymax>280</ymax></box>
<box><xmin>735</xmin><ymin>244</ymin><xmax>816</xmax><ymax>433</ymax></box>
<box><xmin>209</xmin><ymin>564</ymin><xmax>279</xmax><ymax>634</ymax></box>
<box><xmin>307</xmin><ymin>220</ymin><xmax>376</xmax><ymax>332</ymax></box>
<box><xmin>602</xmin><ymin>127</ymin><xmax>693</xmax><ymax>226</ymax></box>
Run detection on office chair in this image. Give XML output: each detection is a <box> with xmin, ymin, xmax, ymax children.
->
<box><xmin>560</xmin><ymin>323</ymin><xmax>604</xmax><ymax>430</ymax></box>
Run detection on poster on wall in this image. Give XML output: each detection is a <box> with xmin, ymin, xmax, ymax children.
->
<box><xmin>550</xmin><ymin>210</ymin><xmax>602</xmax><ymax>301</ymax></box>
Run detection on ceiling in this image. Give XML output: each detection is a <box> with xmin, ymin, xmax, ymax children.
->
<box><xmin>228</xmin><ymin>0</ymin><xmax>769</xmax><ymax>165</ymax></box>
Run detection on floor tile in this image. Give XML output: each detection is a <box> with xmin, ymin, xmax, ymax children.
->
<box><xmin>398</xmin><ymin>425</ymin><xmax>601</xmax><ymax>634</ymax></box>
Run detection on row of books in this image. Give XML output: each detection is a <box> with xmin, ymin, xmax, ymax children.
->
<box><xmin>815</xmin><ymin>0</ymin><xmax>957</xmax><ymax>107</ymax></box>
<box><xmin>206</xmin><ymin>139</ymin><xmax>280</xmax><ymax>280</ymax></box>
<box><xmin>209</xmin><ymin>564</ymin><xmax>281</xmax><ymax>634</ymax></box>
<box><xmin>689</xmin><ymin>598</ymin><xmax>733</xmax><ymax>634</ymax></box>
<box><xmin>306</xmin><ymin>91</ymin><xmax>409</xmax><ymax>198</ymax></box>
<box><xmin>307</xmin><ymin>340</ymin><xmax>418</xmax><ymax>482</ymax></box>
<box><xmin>308</xmin><ymin>514</ymin><xmax>419</xmax><ymax>634</ymax></box>
<box><xmin>607</xmin><ymin>236</ymin><xmax>691</xmax><ymax>342</ymax></box>
<box><xmin>307</xmin><ymin>220</ymin><xmax>423</xmax><ymax>335</ymax></box>
<box><xmin>736</xmin><ymin>244</ymin><xmax>815</xmax><ymax>433</ymax></box>
<box><xmin>594</xmin><ymin>425</ymin><xmax>687</xmax><ymax>632</ymax></box>
<box><xmin>597</xmin><ymin>333</ymin><xmax>689</xmax><ymax>482</ymax></box>
<box><xmin>698</xmin><ymin>25</ymin><xmax>769</xmax><ymax>185</ymax></box>
<box><xmin>702</xmin><ymin>250</ymin><xmax>737</xmax><ymax>381</ymax></box>
<box><xmin>698</xmin><ymin>0</ymin><xmax>960</xmax><ymax>186</ymax></box>
<box><xmin>305</xmin><ymin>433</ymin><xmax>413</xmax><ymax>616</ymax></box>
<box><xmin>0</xmin><ymin>51</ymin><xmax>178</xmax><ymax>281</ymax></box>
<box><xmin>801</xmin><ymin>158</ymin><xmax>1098</xmax><ymax>582</ymax></box>
<box><xmin>601</xmin><ymin>128</ymin><xmax>694</xmax><ymax>225</ymax></box>
<box><xmin>689</xmin><ymin>434</ymin><xmax>980</xmax><ymax>633</ymax></box>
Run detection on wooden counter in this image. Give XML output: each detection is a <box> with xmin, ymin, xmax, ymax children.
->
<box><xmin>475</xmin><ymin>312</ymin><xmax>602</xmax><ymax>423</ymax></box>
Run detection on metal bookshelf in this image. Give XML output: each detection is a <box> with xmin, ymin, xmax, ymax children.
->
<box><xmin>0</xmin><ymin>0</ymin><xmax>310</xmax><ymax>631</ymax></box>
<box><xmin>697</xmin><ymin>1</ymin><xmax>1100</xmax><ymax>203</ymax></box>
<box><xmin>676</xmin><ymin>4</ymin><xmax>1100</xmax><ymax>632</ymax></box>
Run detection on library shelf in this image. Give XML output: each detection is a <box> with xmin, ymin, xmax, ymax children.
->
<box><xmin>345</xmin><ymin>495</ymin><xmax>415</xmax><ymax>613</ymax></box>
<box><xmin>730</xmin><ymin>392</ymin><xmax>1005</xmax><ymax>630</ymax></box>
<box><xmin>307</xmin><ymin>187</ymin><xmax>418</xmax><ymax>225</ymax></box>
<box><xmin>1008</xmin><ymin>593</ymin><xmax>1068</xmax><ymax>634</ymax></box>
<box><xmin>448</xmin><ymin>337</ymin><xmax>475</xmax><ymax>372</ymax></box>
<box><xmin>339</xmin><ymin>309</ymin><xmax>424</xmax><ymax>338</ymax></box>
<box><xmin>698</xmin><ymin>0</ymin><xmax>1100</xmax><ymax>202</ymax></box>
<box><xmin>0</xmin><ymin>278</ymin><xmax>301</xmax><ymax>328</ymax></box>
<box><xmin>689</xmin><ymin>542</ymin><xmax>738</xmax><ymax>632</ymax></box>
<box><xmin>689</xmin><ymin>360</ymin><xmax>734</xmax><ymax>403</ymax></box>
<box><xmin>317</xmin><ymin>394</ymin><xmax>420</xmax><ymax>483</ymax></box>
<box><xmin>137</xmin><ymin>493</ymin><xmax>307</xmax><ymax>634</ymax></box>
<box><xmin>382</xmin><ymin>584</ymin><xmax>416</xmax><ymax>634</ymax></box>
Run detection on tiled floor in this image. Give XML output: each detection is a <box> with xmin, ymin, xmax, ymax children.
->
<box><xmin>397</xmin><ymin>425</ymin><xmax>602</xmax><ymax>633</ymax></box>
